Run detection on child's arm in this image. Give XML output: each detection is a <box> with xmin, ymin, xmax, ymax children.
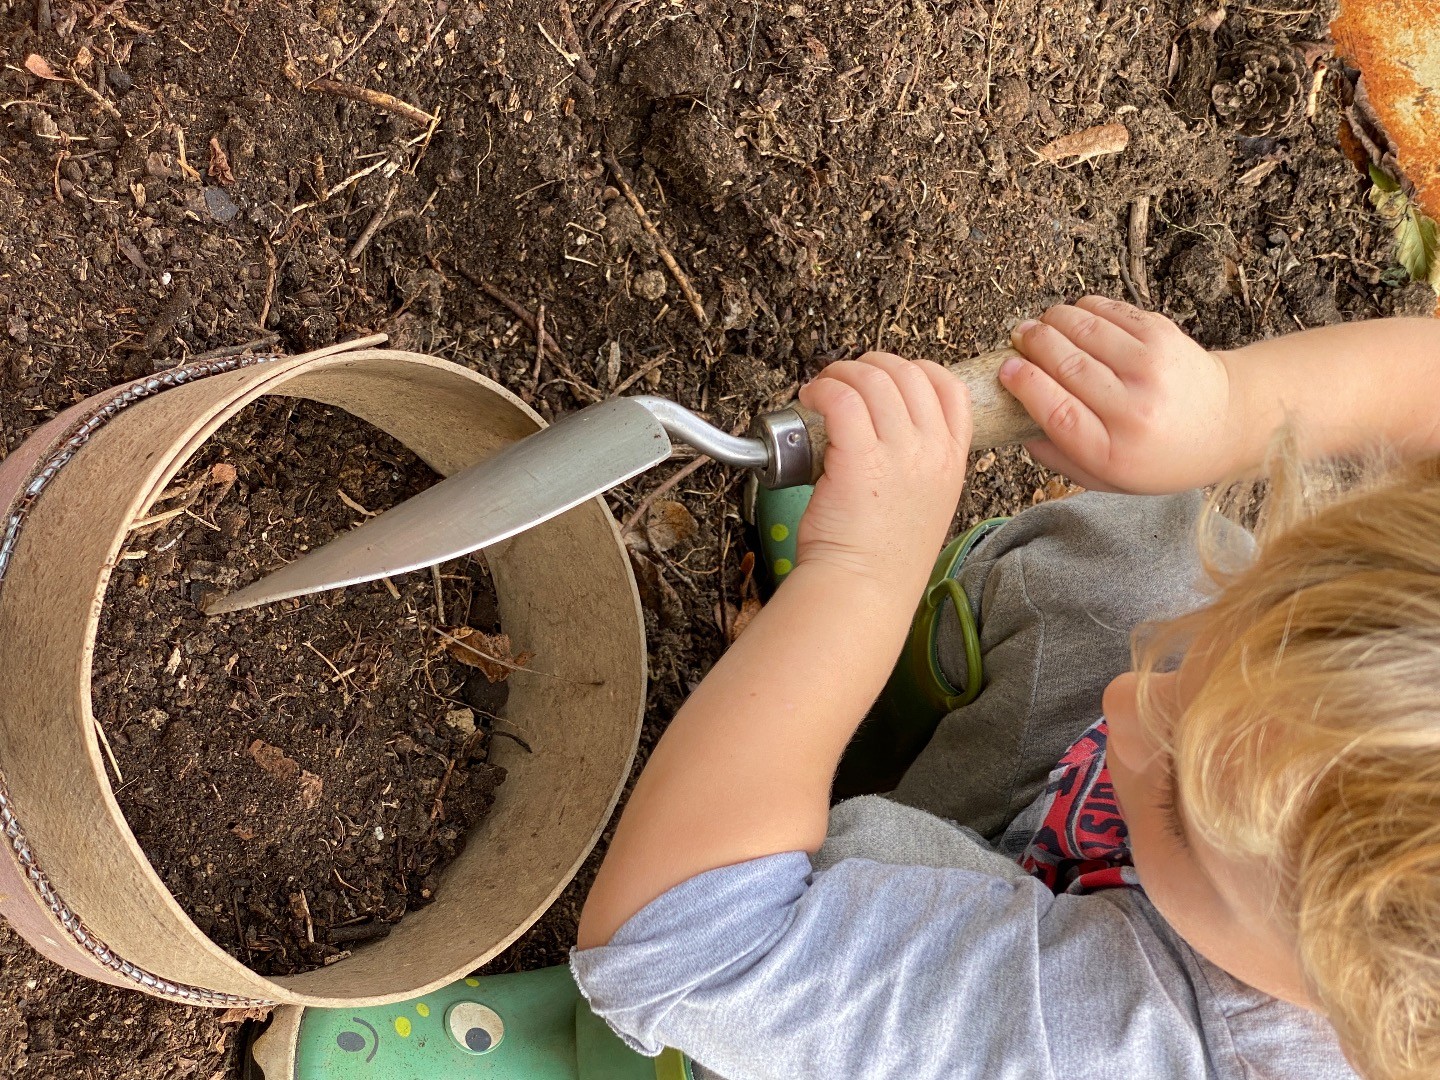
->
<box><xmin>576</xmin><ymin>353</ymin><xmax>972</xmax><ymax>948</ymax></box>
<box><xmin>999</xmin><ymin>299</ymin><xmax>1440</xmax><ymax>493</ymax></box>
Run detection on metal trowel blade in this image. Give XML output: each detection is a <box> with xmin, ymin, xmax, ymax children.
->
<box><xmin>205</xmin><ymin>397</ymin><xmax>674</xmax><ymax>614</ymax></box>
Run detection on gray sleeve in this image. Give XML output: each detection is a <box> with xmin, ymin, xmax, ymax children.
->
<box><xmin>571</xmin><ymin>848</ymin><xmax>1217</xmax><ymax>1080</ymax></box>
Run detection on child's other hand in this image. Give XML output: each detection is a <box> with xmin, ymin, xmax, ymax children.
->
<box><xmin>1002</xmin><ymin>297</ymin><xmax>1238</xmax><ymax>493</ymax></box>
<box><xmin>794</xmin><ymin>353</ymin><xmax>972</xmax><ymax>595</ymax></box>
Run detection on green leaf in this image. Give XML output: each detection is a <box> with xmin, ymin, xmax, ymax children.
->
<box><xmin>1368</xmin><ymin>166</ymin><xmax>1440</xmax><ymax>289</ymax></box>
<box><xmin>1369</xmin><ymin>163</ymin><xmax>1401</xmax><ymax>193</ymax></box>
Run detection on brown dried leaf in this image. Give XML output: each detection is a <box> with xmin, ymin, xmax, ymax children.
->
<box><xmin>24</xmin><ymin>54</ymin><xmax>67</xmax><ymax>81</ymax></box>
<box><xmin>218</xmin><ymin>1006</ymin><xmax>272</xmax><ymax>1024</ymax></box>
<box><xmin>645</xmin><ymin>499</ymin><xmax>698</xmax><ymax>552</ymax></box>
<box><xmin>208</xmin><ymin>136</ymin><xmax>235</xmax><ymax>185</ymax></box>
<box><xmin>298</xmin><ymin>770</ymin><xmax>324</xmax><ymax>810</ymax></box>
<box><xmin>230</xmin><ymin>823</ymin><xmax>257</xmax><ymax>842</ymax></box>
<box><xmin>728</xmin><ymin>596</ymin><xmax>763</xmax><ymax>642</ymax></box>
<box><xmin>1035</xmin><ymin>123</ymin><xmax>1130</xmax><ymax>165</ymax></box>
<box><xmin>247</xmin><ymin>739</ymin><xmax>299</xmax><ymax>781</ymax></box>
<box><xmin>210</xmin><ymin>462</ymin><xmax>238</xmax><ymax>486</ymax></box>
<box><xmin>443</xmin><ymin>627</ymin><xmax>534</xmax><ymax>683</ymax></box>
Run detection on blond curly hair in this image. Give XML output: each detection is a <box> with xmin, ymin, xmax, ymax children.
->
<box><xmin>1134</xmin><ymin>440</ymin><xmax>1440</xmax><ymax>1080</ymax></box>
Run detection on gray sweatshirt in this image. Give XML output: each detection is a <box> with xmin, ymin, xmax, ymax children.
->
<box><xmin>571</xmin><ymin>795</ymin><xmax>1355</xmax><ymax>1080</ymax></box>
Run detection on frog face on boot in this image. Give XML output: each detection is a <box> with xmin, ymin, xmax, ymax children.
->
<box><xmin>250</xmin><ymin>965</ymin><xmax>691</xmax><ymax>1080</ymax></box>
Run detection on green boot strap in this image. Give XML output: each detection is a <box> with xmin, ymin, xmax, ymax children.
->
<box><xmin>904</xmin><ymin>516</ymin><xmax>1011</xmax><ymax>713</ymax></box>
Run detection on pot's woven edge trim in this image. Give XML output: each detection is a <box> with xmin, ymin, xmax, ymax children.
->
<box><xmin>0</xmin><ymin>353</ymin><xmax>284</xmax><ymax>1008</ymax></box>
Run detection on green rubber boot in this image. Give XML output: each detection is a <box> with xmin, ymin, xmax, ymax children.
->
<box><xmin>246</xmin><ymin>965</ymin><xmax>692</xmax><ymax>1080</ymax></box>
<box><xmin>743</xmin><ymin>476</ymin><xmax>1008</xmax><ymax>796</ymax></box>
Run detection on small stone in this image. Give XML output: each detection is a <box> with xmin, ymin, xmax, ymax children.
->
<box><xmin>633</xmin><ymin>269</ymin><xmax>668</xmax><ymax>302</ymax></box>
<box><xmin>107</xmin><ymin>67</ymin><xmax>133</xmax><ymax>94</ymax></box>
<box><xmin>444</xmin><ymin>707</ymin><xmax>477</xmax><ymax>737</ymax></box>
<box><xmin>202</xmin><ymin>186</ymin><xmax>239</xmax><ymax>222</ymax></box>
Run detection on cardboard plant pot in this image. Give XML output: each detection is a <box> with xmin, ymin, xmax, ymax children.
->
<box><xmin>0</xmin><ymin>336</ymin><xmax>646</xmax><ymax>1008</ymax></box>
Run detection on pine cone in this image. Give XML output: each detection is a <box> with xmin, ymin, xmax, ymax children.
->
<box><xmin>1211</xmin><ymin>39</ymin><xmax>1309</xmax><ymax>136</ymax></box>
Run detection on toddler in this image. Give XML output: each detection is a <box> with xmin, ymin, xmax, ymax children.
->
<box><xmin>572</xmin><ymin>297</ymin><xmax>1440</xmax><ymax>1080</ymax></box>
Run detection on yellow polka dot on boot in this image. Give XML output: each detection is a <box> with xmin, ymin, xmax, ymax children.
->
<box><xmin>394</xmin><ymin>1016</ymin><xmax>412</xmax><ymax>1037</ymax></box>
<box><xmin>770</xmin><ymin>523</ymin><xmax>789</xmax><ymax>542</ymax></box>
<box><xmin>774</xmin><ymin>558</ymin><xmax>793</xmax><ymax>575</ymax></box>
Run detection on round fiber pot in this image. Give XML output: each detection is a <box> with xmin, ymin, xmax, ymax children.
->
<box><xmin>0</xmin><ymin>337</ymin><xmax>645</xmax><ymax>1007</ymax></box>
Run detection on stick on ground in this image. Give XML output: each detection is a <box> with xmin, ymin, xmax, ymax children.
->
<box><xmin>603</xmin><ymin>150</ymin><xmax>710</xmax><ymax>326</ymax></box>
<box><xmin>1127</xmin><ymin>196</ymin><xmax>1152</xmax><ymax>305</ymax></box>
<box><xmin>308</xmin><ymin>77</ymin><xmax>436</xmax><ymax>127</ymax></box>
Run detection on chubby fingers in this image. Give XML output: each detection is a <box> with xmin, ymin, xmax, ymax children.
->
<box><xmin>809</xmin><ymin>356</ymin><xmax>915</xmax><ymax>441</ymax></box>
<box><xmin>997</xmin><ymin>348</ymin><xmax>1111</xmax><ymax>466</ymax></box>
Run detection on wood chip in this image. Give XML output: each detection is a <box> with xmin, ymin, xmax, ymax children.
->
<box><xmin>247</xmin><ymin>739</ymin><xmax>299</xmax><ymax>781</ymax></box>
<box><xmin>297</xmin><ymin>770</ymin><xmax>324</xmax><ymax>810</ymax></box>
<box><xmin>208</xmin><ymin>136</ymin><xmax>235</xmax><ymax>185</ymax></box>
<box><xmin>1035</xmin><ymin>123</ymin><xmax>1131</xmax><ymax>165</ymax></box>
<box><xmin>23</xmin><ymin>53</ymin><xmax>66</xmax><ymax>81</ymax></box>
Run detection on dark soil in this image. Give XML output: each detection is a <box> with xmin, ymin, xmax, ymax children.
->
<box><xmin>94</xmin><ymin>398</ymin><xmax>507</xmax><ymax>978</ymax></box>
<box><xmin>0</xmin><ymin>0</ymin><xmax>1433</xmax><ymax>1074</ymax></box>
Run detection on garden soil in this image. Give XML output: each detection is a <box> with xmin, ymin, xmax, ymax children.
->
<box><xmin>0</xmin><ymin>0</ymin><xmax>1433</xmax><ymax>1075</ymax></box>
<box><xmin>94</xmin><ymin>397</ymin><xmax>509</xmax><ymax>978</ymax></box>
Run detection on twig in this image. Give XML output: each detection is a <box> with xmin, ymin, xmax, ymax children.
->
<box><xmin>380</xmin><ymin>576</ymin><xmax>402</xmax><ymax>600</ymax></box>
<box><xmin>446</xmin><ymin>260</ymin><xmax>602</xmax><ymax>401</ymax></box>
<box><xmin>67</xmin><ymin>62</ymin><xmax>127</xmax><ymax>131</ymax></box>
<box><xmin>532</xmin><ymin>301</ymin><xmax>546</xmax><ymax>384</ymax></box>
<box><xmin>258</xmin><ymin>237</ymin><xmax>278</xmax><ymax>331</ymax></box>
<box><xmin>556</xmin><ymin>2</ymin><xmax>596</xmax><ymax>83</ymax></box>
<box><xmin>307</xmin><ymin>77</ymin><xmax>436</xmax><ymax>127</ymax></box>
<box><xmin>603</xmin><ymin>150</ymin><xmax>709</xmax><ymax>326</ymax></box>
<box><xmin>94</xmin><ymin>716</ymin><xmax>124</xmax><ymax>785</ymax></box>
<box><xmin>611</xmin><ymin>353</ymin><xmax>671</xmax><ymax>396</ymax></box>
<box><xmin>448</xmin><ymin>263</ymin><xmax>563</xmax><ymax>354</ymax></box>
<box><xmin>430</xmin><ymin>564</ymin><xmax>445</xmax><ymax>625</ymax></box>
<box><xmin>622</xmin><ymin>456</ymin><xmax>712</xmax><ymax>535</ymax></box>
<box><xmin>1117</xmin><ymin>257</ymin><xmax>1144</xmax><ymax>307</ymax></box>
<box><xmin>982</xmin><ymin>0</ymin><xmax>1005</xmax><ymax>113</ymax></box>
<box><xmin>587</xmin><ymin>0</ymin><xmax>641</xmax><ymax>39</ymax></box>
<box><xmin>424</xmin><ymin>622</ymin><xmax>595</xmax><ymax>683</ymax></box>
<box><xmin>1127</xmin><ymin>196</ymin><xmax>1152</xmax><ymax>305</ymax></box>
<box><xmin>328</xmin><ymin>0</ymin><xmax>397</xmax><ymax>75</ymax></box>
<box><xmin>429</xmin><ymin>758</ymin><xmax>456</xmax><ymax>820</ymax></box>
<box><xmin>188</xmin><ymin>333</ymin><xmax>280</xmax><ymax>363</ymax></box>
<box><xmin>348</xmin><ymin>182</ymin><xmax>398</xmax><ymax>260</ymax></box>
<box><xmin>297</xmin><ymin>889</ymin><xmax>314</xmax><ymax>944</ymax></box>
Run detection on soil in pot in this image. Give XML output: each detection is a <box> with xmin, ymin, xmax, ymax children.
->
<box><xmin>93</xmin><ymin>398</ymin><xmax>520</xmax><ymax>977</ymax></box>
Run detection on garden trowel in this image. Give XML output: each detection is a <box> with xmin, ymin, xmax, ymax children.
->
<box><xmin>206</xmin><ymin>348</ymin><xmax>1038</xmax><ymax>614</ymax></box>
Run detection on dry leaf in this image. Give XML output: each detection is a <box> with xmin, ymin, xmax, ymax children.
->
<box><xmin>247</xmin><ymin>739</ymin><xmax>299</xmax><ymax>781</ymax></box>
<box><xmin>74</xmin><ymin>45</ymin><xmax>93</xmax><ymax>70</ymax></box>
<box><xmin>443</xmin><ymin>627</ymin><xmax>534</xmax><ymax>683</ymax></box>
<box><xmin>230</xmin><ymin>823</ymin><xmax>257</xmax><ymax>842</ymax></box>
<box><xmin>208</xmin><ymin>136</ymin><xmax>235</xmax><ymax>185</ymax></box>
<box><xmin>645</xmin><ymin>500</ymin><xmax>698</xmax><ymax>552</ymax></box>
<box><xmin>1035</xmin><ymin>123</ymin><xmax>1130</xmax><ymax>165</ymax></box>
<box><xmin>728</xmin><ymin>596</ymin><xmax>763</xmax><ymax>642</ymax></box>
<box><xmin>218</xmin><ymin>1006</ymin><xmax>272</xmax><ymax>1024</ymax></box>
<box><xmin>210</xmin><ymin>462</ymin><xmax>238</xmax><ymax>486</ymax></box>
<box><xmin>1031</xmin><ymin>476</ymin><xmax>1084</xmax><ymax>505</ymax></box>
<box><xmin>24</xmin><ymin>54</ymin><xmax>67</xmax><ymax>81</ymax></box>
<box><xmin>297</xmin><ymin>770</ymin><xmax>324</xmax><ymax>810</ymax></box>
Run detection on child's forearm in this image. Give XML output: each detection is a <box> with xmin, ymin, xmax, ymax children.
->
<box><xmin>575</xmin><ymin>561</ymin><xmax>921</xmax><ymax>948</ymax></box>
<box><xmin>1221</xmin><ymin>317</ymin><xmax>1440</xmax><ymax>475</ymax></box>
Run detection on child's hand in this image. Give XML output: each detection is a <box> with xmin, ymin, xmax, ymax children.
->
<box><xmin>794</xmin><ymin>353</ymin><xmax>972</xmax><ymax>594</ymax></box>
<box><xmin>1001</xmin><ymin>297</ymin><xmax>1239</xmax><ymax>493</ymax></box>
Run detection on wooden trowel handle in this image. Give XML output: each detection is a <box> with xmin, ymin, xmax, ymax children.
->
<box><xmin>784</xmin><ymin>348</ymin><xmax>1042</xmax><ymax>485</ymax></box>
